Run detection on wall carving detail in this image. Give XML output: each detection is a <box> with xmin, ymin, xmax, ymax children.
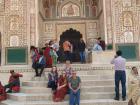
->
<box><xmin>123</xmin><ymin>12</ymin><xmax>133</xmax><ymax>27</ymax></box>
<box><xmin>10</xmin><ymin>15</ymin><xmax>20</xmax><ymax>31</ymax></box>
<box><xmin>62</xmin><ymin>2</ymin><xmax>80</xmax><ymax>17</ymax></box>
<box><xmin>10</xmin><ymin>0</ymin><xmax>19</xmax><ymax>11</ymax></box>
<box><xmin>113</xmin><ymin>0</ymin><xmax>140</xmax><ymax>43</ymax></box>
<box><xmin>10</xmin><ymin>35</ymin><xmax>19</xmax><ymax>46</ymax></box>
<box><xmin>123</xmin><ymin>0</ymin><xmax>132</xmax><ymax>7</ymax></box>
<box><xmin>0</xmin><ymin>0</ymin><xmax>4</xmax><ymax>11</ymax></box>
<box><xmin>136</xmin><ymin>0</ymin><xmax>140</xmax><ymax>6</ymax></box>
<box><xmin>124</xmin><ymin>31</ymin><xmax>133</xmax><ymax>43</ymax></box>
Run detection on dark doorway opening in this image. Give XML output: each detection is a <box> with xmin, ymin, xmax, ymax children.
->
<box><xmin>59</xmin><ymin>28</ymin><xmax>82</xmax><ymax>62</ymax></box>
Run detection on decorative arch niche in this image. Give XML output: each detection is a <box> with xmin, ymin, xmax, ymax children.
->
<box><xmin>58</xmin><ymin>0</ymin><xmax>82</xmax><ymax>18</ymax></box>
<box><xmin>62</xmin><ymin>2</ymin><xmax>80</xmax><ymax>17</ymax></box>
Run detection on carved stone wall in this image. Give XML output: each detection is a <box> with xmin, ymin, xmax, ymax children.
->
<box><xmin>112</xmin><ymin>0</ymin><xmax>140</xmax><ymax>43</ymax></box>
<box><xmin>0</xmin><ymin>0</ymin><xmax>5</xmax><ymax>12</ymax></box>
<box><xmin>0</xmin><ymin>0</ymin><xmax>39</xmax><ymax>65</ymax></box>
<box><xmin>4</xmin><ymin>0</ymin><xmax>28</xmax><ymax>47</ymax></box>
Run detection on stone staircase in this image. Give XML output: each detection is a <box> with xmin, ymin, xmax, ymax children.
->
<box><xmin>1</xmin><ymin>66</ymin><xmax>128</xmax><ymax>105</ymax></box>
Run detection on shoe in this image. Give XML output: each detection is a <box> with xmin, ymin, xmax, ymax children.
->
<box><xmin>122</xmin><ymin>97</ymin><xmax>126</xmax><ymax>101</ymax></box>
<box><xmin>114</xmin><ymin>97</ymin><xmax>119</xmax><ymax>101</ymax></box>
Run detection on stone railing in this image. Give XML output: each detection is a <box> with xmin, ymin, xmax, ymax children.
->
<box><xmin>0</xmin><ymin>62</ymin><xmax>140</xmax><ymax>73</ymax></box>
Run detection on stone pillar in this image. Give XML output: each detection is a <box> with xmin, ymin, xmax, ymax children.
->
<box><xmin>0</xmin><ymin>16</ymin><xmax>5</xmax><ymax>66</ymax></box>
<box><xmin>35</xmin><ymin>0</ymin><xmax>39</xmax><ymax>47</ymax></box>
<box><xmin>103</xmin><ymin>0</ymin><xmax>107</xmax><ymax>44</ymax></box>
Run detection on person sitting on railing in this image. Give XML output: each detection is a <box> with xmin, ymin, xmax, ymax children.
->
<box><xmin>92</xmin><ymin>39</ymin><xmax>103</xmax><ymax>51</ymax></box>
<box><xmin>4</xmin><ymin>70</ymin><xmax>23</xmax><ymax>93</ymax></box>
<box><xmin>0</xmin><ymin>81</ymin><xmax>7</xmax><ymax>101</ymax></box>
<box><xmin>128</xmin><ymin>66</ymin><xmax>140</xmax><ymax>105</ymax></box>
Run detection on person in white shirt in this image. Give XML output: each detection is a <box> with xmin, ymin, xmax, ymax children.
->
<box><xmin>111</xmin><ymin>50</ymin><xmax>126</xmax><ymax>101</ymax></box>
<box><xmin>92</xmin><ymin>39</ymin><xmax>103</xmax><ymax>51</ymax></box>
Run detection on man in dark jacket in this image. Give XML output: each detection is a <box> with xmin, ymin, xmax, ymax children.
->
<box><xmin>32</xmin><ymin>51</ymin><xmax>46</xmax><ymax>77</ymax></box>
<box><xmin>78</xmin><ymin>38</ymin><xmax>86</xmax><ymax>63</ymax></box>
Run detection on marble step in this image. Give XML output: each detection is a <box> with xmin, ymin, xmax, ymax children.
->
<box><xmin>20</xmin><ymin>85</ymin><xmax>115</xmax><ymax>94</ymax></box>
<box><xmin>22</xmin><ymin>79</ymin><xmax>114</xmax><ymax>87</ymax></box>
<box><xmin>22</xmin><ymin>81</ymin><xmax>47</xmax><ymax>87</ymax></box>
<box><xmin>1</xmin><ymin>99</ymin><xmax>128</xmax><ymax>105</ymax></box>
<box><xmin>81</xmin><ymin>86</ymin><xmax>114</xmax><ymax>92</ymax></box>
<box><xmin>31</xmin><ymin>75</ymin><xmax>114</xmax><ymax>81</ymax></box>
<box><xmin>79</xmin><ymin>75</ymin><xmax>114</xmax><ymax>80</ymax></box>
<box><xmin>82</xmin><ymin>79</ymin><xmax>114</xmax><ymax>86</ymax></box>
<box><xmin>31</xmin><ymin>77</ymin><xmax>47</xmax><ymax>81</ymax></box>
<box><xmin>7</xmin><ymin>92</ymin><xmax>115</xmax><ymax>101</ymax></box>
<box><xmin>20</xmin><ymin>87</ymin><xmax>52</xmax><ymax>93</ymax></box>
<box><xmin>44</xmin><ymin>70</ymin><xmax>114</xmax><ymax>76</ymax></box>
<box><xmin>7</xmin><ymin>93</ymin><xmax>52</xmax><ymax>101</ymax></box>
<box><xmin>36</xmin><ymin>75</ymin><xmax>114</xmax><ymax>81</ymax></box>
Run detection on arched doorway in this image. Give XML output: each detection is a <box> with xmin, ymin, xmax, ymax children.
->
<box><xmin>59</xmin><ymin>28</ymin><xmax>82</xmax><ymax>62</ymax></box>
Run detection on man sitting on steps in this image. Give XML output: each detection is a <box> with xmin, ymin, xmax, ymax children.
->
<box><xmin>32</xmin><ymin>51</ymin><xmax>46</xmax><ymax>77</ymax></box>
<box><xmin>4</xmin><ymin>70</ymin><xmax>23</xmax><ymax>93</ymax></box>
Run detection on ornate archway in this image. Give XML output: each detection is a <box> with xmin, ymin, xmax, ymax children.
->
<box><xmin>59</xmin><ymin>28</ymin><xmax>82</xmax><ymax>62</ymax></box>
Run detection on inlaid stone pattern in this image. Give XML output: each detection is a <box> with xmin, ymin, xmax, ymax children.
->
<box><xmin>112</xmin><ymin>0</ymin><xmax>140</xmax><ymax>43</ymax></box>
<box><xmin>4</xmin><ymin>0</ymin><xmax>28</xmax><ymax>47</ymax></box>
<box><xmin>0</xmin><ymin>0</ymin><xmax>4</xmax><ymax>12</ymax></box>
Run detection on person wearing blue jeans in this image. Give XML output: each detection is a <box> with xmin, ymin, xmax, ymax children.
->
<box><xmin>115</xmin><ymin>70</ymin><xmax>126</xmax><ymax>100</ymax></box>
<box><xmin>78</xmin><ymin>38</ymin><xmax>86</xmax><ymax>63</ymax></box>
<box><xmin>69</xmin><ymin>70</ymin><xmax>81</xmax><ymax>105</ymax></box>
<box><xmin>70</xmin><ymin>89</ymin><xmax>80</xmax><ymax>105</ymax></box>
<box><xmin>79</xmin><ymin>52</ymin><xmax>85</xmax><ymax>63</ymax></box>
<box><xmin>111</xmin><ymin>50</ymin><xmax>126</xmax><ymax>101</ymax></box>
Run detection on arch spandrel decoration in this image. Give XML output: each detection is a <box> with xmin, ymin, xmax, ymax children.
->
<box><xmin>62</xmin><ymin>2</ymin><xmax>80</xmax><ymax>17</ymax></box>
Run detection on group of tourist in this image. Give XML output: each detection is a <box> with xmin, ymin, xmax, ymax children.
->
<box><xmin>1</xmin><ymin>38</ymin><xmax>140</xmax><ymax>104</ymax></box>
<box><xmin>30</xmin><ymin>37</ymin><xmax>106</xmax><ymax>77</ymax></box>
<box><xmin>47</xmin><ymin>60</ymin><xmax>81</xmax><ymax>105</ymax></box>
<box><xmin>30</xmin><ymin>40</ymin><xmax>59</xmax><ymax>76</ymax></box>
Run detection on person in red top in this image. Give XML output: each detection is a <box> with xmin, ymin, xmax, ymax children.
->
<box><xmin>4</xmin><ymin>70</ymin><xmax>23</xmax><ymax>93</ymax></box>
<box><xmin>44</xmin><ymin>43</ymin><xmax>53</xmax><ymax>68</ymax></box>
<box><xmin>53</xmin><ymin>71</ymin><xmax>68</xmax><ymax>102</ymax></box>
<box><xmin>0</xmin><ymin>81</ymin><xmax>7</xmax><ymax>101</ymax></box>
